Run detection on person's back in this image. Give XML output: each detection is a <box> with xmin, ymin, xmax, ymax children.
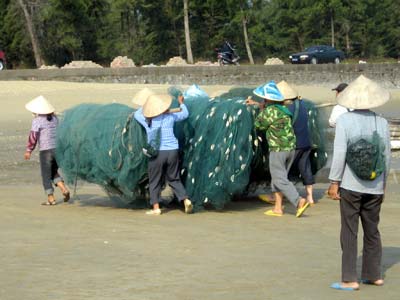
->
<box><xmin>328</xmin><ymin>75</ymin><xmax>390</xmax><ymax>291</ymax></box>
<box><xmin>288</xmin><ymin>99</ymin><xmax>310</xmax><ymax>149</ymax></box>
<box><xmin>329</xmin><ymin>104</ymin><xmax>349</xmax><ymax>127</ymax></box>
<box><xmin>330</xmin><ymin>111</ymin><xmax>390</xmax><ymax>194</ymax></box>
<box><xmin>31</xmin><ymin>114</ymin><xmax>58</xmax><ymax>151</ymax></box>
<box><xmin>221</xmin><ymin>41</ymin><xmax>234</xmax><ymax>54</ymax></box>
<box><xmin>137</xmin><ymin>109</ymin><xmax>188</xmax><ymax>151</ymax></box>
<box><xmin>134</xmin><ymin>94</ymin><xmax>193</xmax><ymax>215</ymax></box>
<box><xmin>329</xmin><ymin>83</ymin><xmax>349</xmax><ymax>128</ymax></box>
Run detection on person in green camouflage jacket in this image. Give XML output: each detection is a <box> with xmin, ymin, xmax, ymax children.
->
<box><xmin>254</xmin><ymin>104</ymin><xmax>296</xmax><ymax>152</ymax></box>
<box><xmin>246</xmin><ymin>81</ymin><xmax>309</xmax><ymax>218</ymax></box>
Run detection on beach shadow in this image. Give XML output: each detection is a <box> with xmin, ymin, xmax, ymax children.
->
<box><xmin>65</xmin><ymin>185</ymin><xmax>329</xmax><ymax>213</ymax></box>
<box><xmin>382</xmin><ymin>247</ymin><xmax>400</xmax><ymax>277</ymax></box>
<box><xmin>356</xmin><ymin>246</ymin><xmax>400</xmax><ymax>278</ymax></box>
<box><xmin>69</xmin><ymin>193</ymin><xmax>147</xmax><ymax>209</ymax></box>
<box><xmin>221</xmin><ymin>196</ymin><xmax>272</xmax><ymax>212</ymax></box>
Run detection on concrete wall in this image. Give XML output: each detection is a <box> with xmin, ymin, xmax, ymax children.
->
<box><xmin>1</xmin><ymin>63</ymin><xmax>399</xmax><ymax>88</ymax></box>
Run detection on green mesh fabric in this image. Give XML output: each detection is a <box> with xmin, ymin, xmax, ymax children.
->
<box><xmin>174</xmin><ymin>91</ymin><xmax>261</xmax><ymax>210</ymax></box>
<box><xmin>56</xmin><ymin>103</ymin><xmax>150</xmax><ymax>207</ymax></box>
<box><xmin>303</xmin><ymin>99</ymin><xmax>327</xmax><ymax>174</ymax></box>
<box><xmin>56</xmin><ymin>87</ymin><xmax>327</xmax><ymax>210</ymax></box>
<box><xmin>346</xmin><ymin>130</ymin><xmax>386</xmax><ymax>180</ymax></box>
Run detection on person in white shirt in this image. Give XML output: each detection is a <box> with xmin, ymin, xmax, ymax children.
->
<box><xmin>329</xmin><ymin>83</ymin><xmax>349</xmax><ymax>127</ymax></box>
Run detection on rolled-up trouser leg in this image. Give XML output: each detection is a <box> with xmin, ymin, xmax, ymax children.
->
<box><xmin>296</xmin><ymin>148</ymin><xmax>314</xmax><ymax>185</ymax></box>
<box><xmin>47</xmin><ymin>148</ymin><xmax>63</xmax><ymax>185</ymax></box>
<box><xmin>40</xmin><ymin>149</ymin><xmax>55</xmax><ymax>195</ymax></box>
<box><xmin>269</xmin><ymin>151</ymin><xmax>299</xmax><ymax>207</ymax></box>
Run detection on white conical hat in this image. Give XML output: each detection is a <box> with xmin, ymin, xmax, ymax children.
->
<box><xmin>25</xmin><ymin>95</ymin><xmax>55</xmax><ymax>114</ymax></box>
<box><xmin>142</xmin><ymin>94</ymin><xmax>172</xmax><ymax>118</ymax></box>
<box><xmin>132</xmin><ymin>88</ymin><xmax>155</xmax><ymax>106</ymax></box>
<box><xmin>277</xmin><ymin>80</ymin><xmax>299</xmax><ymax>100</ymax></box>
<box><xmin>337</xmin><ymin>75</ymin><xmax>390</xmax><ymax>109</ymax></box>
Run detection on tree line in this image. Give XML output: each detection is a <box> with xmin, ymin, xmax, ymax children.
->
<box><xmin>0</xmin><ymin>0</ymin><xmax>399</xmax><ymax>69</ymax></box>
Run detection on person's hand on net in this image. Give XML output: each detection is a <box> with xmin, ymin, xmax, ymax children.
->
<box><xmin>245</xmin><ymin>97</ymin><xmax>257</xmax><ymax>105</ymax></box>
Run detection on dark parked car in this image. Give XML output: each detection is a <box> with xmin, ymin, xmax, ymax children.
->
<box><xmin>289</xmin><ymin>45</ymin><xmax>345</xmax><ymax>64</ymax></box>
<box><xmin>0</xmin><ymin>49</ymin><xmax>6</xmax><ymax>70</ymax></box>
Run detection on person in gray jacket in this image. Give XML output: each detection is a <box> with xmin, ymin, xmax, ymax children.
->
<box><xmin>328</xmin><ymin>75</ymin><xmax>391</xmax><ymax>291</ymax></box>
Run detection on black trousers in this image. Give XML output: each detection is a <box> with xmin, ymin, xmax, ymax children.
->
<box><xmin>339</xmin><ymin>188</ymin><xmax>383</xmax><ymax>282</ymax></box>
<box><xmin>148</xmin><ymin>150</ymin><xmax>188</xmax><ymax>205</ymax></box>
<box><xmin>292</xmin><ymin>147</ymin><xmax>314</xmax><ymax>185</ymax></box>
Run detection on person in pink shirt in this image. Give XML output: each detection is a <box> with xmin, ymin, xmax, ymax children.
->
<box><xmin>24</xmin><ymin>96</ymin><xmax>70</xmax><ymax>205</ymax></box>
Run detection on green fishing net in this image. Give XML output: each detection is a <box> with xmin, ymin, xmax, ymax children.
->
<box><xmin>56</xmin><ymin>103</ymin><xmax>150</xmax><ymax>207</ymax></box>
<box><xmin>56</xmin><ymin>85</ymin><xmax>327</xmax><ymax>210</ymax></box>
<box><xmin>346</xmin><ymin>130</ymin><xmax>386</xmax><ymax>180</ymax></box>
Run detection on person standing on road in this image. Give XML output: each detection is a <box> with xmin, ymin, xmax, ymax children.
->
<box><xmin>24</xmin><ymin>96</ymin><xmax>70</xmax><ymax>205</ymax></box>
<box><xmin>134</xmin><ymin>94</ymin><xmax>193</xmax><ymax>215</ymax></box>
<box><xmin>246</xmin><ymin>81</ymin><xmax>310</xmax><ymax>218</ymax></box>
<box><xmin>327</xmin><ymin>75</ymin><xmax>391</xmax><ymax>291</ymax></box>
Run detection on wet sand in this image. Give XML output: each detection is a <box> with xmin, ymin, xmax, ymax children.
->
<box><xmin>0</xmin><ymin>81</ymin><xmax>400</xmax><ymax>300</ymax></box>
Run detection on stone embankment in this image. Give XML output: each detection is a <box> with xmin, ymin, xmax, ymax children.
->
<box><xmin>1</xmin><ymin>63</ymin><xmax>399</xmax><ymax>88</ymax></box>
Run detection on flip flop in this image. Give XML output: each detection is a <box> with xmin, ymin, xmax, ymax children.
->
<box><xmin>258</xmin><ymin>194</ymin><xmax>275</xmax><ymax>204</ymax></box>
<box><xmin>296</xmin><ymin>202</ymin><xmax>310</xmax><ymax>218</ymax></box>
<box><xmin>41</xmin><ymin>200</ymin><xmax>56</xmax><ymax>206</ymax></box>
<box><xmin>330</xmin><ymin>282</ymin><xmax>359</xmax><ymax>291</ymax></box>
<box><xmin>264</xmin><ymin>209</ymin><xmax>283</xmax><ymax>217</ymax></box>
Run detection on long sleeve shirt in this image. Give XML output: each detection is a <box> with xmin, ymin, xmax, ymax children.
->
<box><xmin>254</xmin><ymin>104</ymin><xmax>296</xmax><ymax>152</ymax></box>
<box><xmin>26</xmin><ymin>115</ymin><xmax>58</xmax><ymax>152</ymax></box>
<box><xmin>134</xmin><ymin>104</ymin><xmax>189</xmax><ymax>151</ymax></box>
<box><xmin>328</xmin><ymin>104</ymin><xmax>349</xmax><ymax>128</ymax></box>
<box><xmin>329</xmin><ymin>110</ymin><xmax>391</xmax><ymax>194</ymax></box>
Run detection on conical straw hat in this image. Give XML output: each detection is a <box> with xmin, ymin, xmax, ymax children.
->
<box><xmin>132</xmin><ymin>88</ymin><xmax>155</xmax><ymax>106</ymax></box>
<box><xmin>337</xmin><ymin>75</ymin><xmax>390</xmax><ymax>109</ymax></box>
<box><xmin>142</xmin><ymin>94</ymin><xmax>172</xmax><ymax>118</ymax></box>
<box><xmin>25</xmin><ymin>95</ymin><xmax>55</xmax><ymax>114</ymax></box>
<box><xmin>253</xmin><ymin>81</ymin><xmax>284</xmax><ymax>101</ymax></box>
<box><xmin>277</xmin><ymin>80</ymin><xmax>298</xmax><ymax>100</ymax></box>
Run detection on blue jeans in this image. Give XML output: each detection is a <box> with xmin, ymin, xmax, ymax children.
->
<box><xmin>39</xmin><ymin>149</ymin><xmax>62</xmax><ymax>195</ymax></box>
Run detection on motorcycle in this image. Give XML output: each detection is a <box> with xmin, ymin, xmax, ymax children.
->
<box><xmin>215</xmin><ymin>42</ymin><xmax>240</xmax><ymax>66</ymax></box>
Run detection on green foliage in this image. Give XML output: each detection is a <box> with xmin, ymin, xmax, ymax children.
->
<box><xmin>0</xmin><ymin>0</ymin><xmax>398</xmax><ymax>68</ymax></box>
<box><xmin>1</xmin><ymin>1</ymin><xmax>35</xmax><ymax>68</ymax></box>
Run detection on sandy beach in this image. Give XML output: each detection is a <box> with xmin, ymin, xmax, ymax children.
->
<box><xmin>0</xmin><ymin>81</ymin><xmax>399</xmax><ymax>300</ymax></box>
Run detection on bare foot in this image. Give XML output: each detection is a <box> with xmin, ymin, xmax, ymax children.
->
<box><xmin>307</xmin><ymin>196</ymin><xmax>315</xmax><ymax>206</ymax></box>
<box><xmin>363</xmin><ymin>279</ymin><xmax>384</xmax><ymax>286</ymax></box>
<box><xmin>297</xmin><ymin>197</ymin><xmax>307</xmax><ymax>209</ymax></box>
<box><xmin>340</xmin><ymin>282</ymin><xmax>360</xmax><ymax>289</ymax></box>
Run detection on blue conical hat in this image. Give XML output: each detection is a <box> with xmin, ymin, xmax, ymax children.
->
<box><xmin>253</xmin><ymin>81</ymin><xmax>284</xmax><ymax>101</ymax></box>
